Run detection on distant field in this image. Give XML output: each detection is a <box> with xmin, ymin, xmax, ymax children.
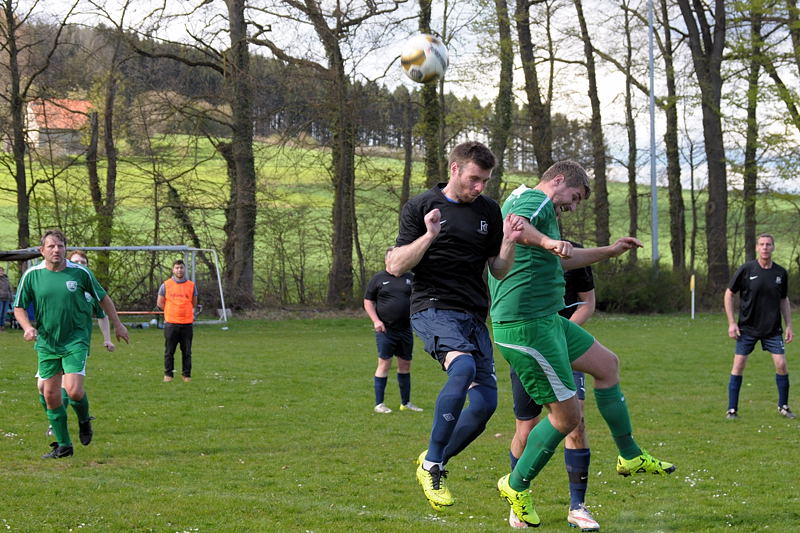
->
<box><xmin>1</xmin><ymin>138</ymin><xmax>798</xmax><ymax>302</ymax></box>
<box><xmin>1</xmin><ymin>313</ymin><xmax>798</xmax><ymax>531</ymax></box>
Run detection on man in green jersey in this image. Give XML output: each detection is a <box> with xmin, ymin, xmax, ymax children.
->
<box><xmin>14</xmin><ymin>229</ymin><xmax>129</xmax><ymax>459</ymax></box>
<box><xmin>488</xmin><ymin>161</ymin><xmax>675</xmax><ymax>527</ymax></box>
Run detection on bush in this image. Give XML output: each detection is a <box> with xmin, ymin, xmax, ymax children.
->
<box><xmin>593</xmin><ymin>261</ymin><xmax>690</xmax><ymax>313</ymax></box>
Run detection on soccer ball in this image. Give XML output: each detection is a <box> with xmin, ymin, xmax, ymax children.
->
<box><xmin>400</xmin><ymin>33</ymin><xmax>448</xmax><ymax>83</ymax></box>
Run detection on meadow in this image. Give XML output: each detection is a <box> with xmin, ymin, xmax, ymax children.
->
<box><xmin>1</xmin><ymin>313</ymin><xmax>798</xmax><ymax>532</ymax></box>
<box><xmin>2</xmin><ymin>137</ymin><xmax>800</xmax><ymax>305</ymax></box>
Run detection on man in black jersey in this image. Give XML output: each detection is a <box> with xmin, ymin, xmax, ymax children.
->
<box><xmin>363</xmin><ymin>247</ymin><xmax>422</xmax><ymax>414</ymax></box>
<box><xmin>387</xmin><ymin>141</ymin><xmax>524</xmax><ymax>511</ymax></box>
<box><xmin>725</xmin><ymin>233</ymin><xmax>794</xmax><ymax>419</ymax></box>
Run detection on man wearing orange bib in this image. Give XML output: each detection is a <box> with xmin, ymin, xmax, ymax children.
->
<box><xmin>157</xmin><ymin>259</ymin><xmax>197</xmax><ymax>382</ymax></box>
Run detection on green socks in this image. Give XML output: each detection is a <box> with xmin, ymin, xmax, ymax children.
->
<box><xmin>70</xmin><ymin>392</ymin><xmax>90</xmax><ymax>423</ymax></box>
<box><xmin>38</xmin><ymin>388</ymin><xmax>70</xmax><ymax>414</ymax></box>
<box><xmin>46</xmin><ymin>405</ymin><xmax>72</xmax><ymax>447</ymax></box>
<box><xmin>510</xmin><ymin>416</ymin><xmax>566</xmax><ymax>491</ymax></box>
<box><xmin>594</xmin><ymin>383</ymin><xmax>641</xmax><ymax>459</ymax></box>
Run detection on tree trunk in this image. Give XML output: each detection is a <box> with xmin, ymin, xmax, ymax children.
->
<box><xmin>418</xmin><ymin>0</ymin><xmax>444</xmax><ymax>186</ymax></box>
<box><xmin>4</xmin><ymin>1</ymin><xmax>29</xmax><ymax>253</ymax></box>
<box><xmin>224</xmin><ymin>0</ymin><xmax>257</xmax><ymax>306</ymax></box>
<box><xmin>623</xmin><ymin>3</ymin><xmax>637</xmax><ymax>263</ymax></box>
<box><xmin>487</xmin><ymin>0</ymin><xmax>513</xmax><ymax>200</ymax></box>
<box><xmin>677</xmin><ymin>0</ymin><xmax>729</xmax><ymax>293</ymax></box>
<box><xmin>660</xmin><ymin>0</ymin><xmax>685</xmax><ymax>273</ymax></box>
<box><xmin>574</xmin><ymin>0</ymin><xmax>609</xmax><ymax>246</ymax></box>
<box><xmin>743</xmin><ymin>8</ymin><xmax>762</xmax><ymax>262</ymax></box>
<box><xmin>400</xmin><ymin>89</ymin><xmax>413</xmax><ymax>212</ymax></box>
<box><xmin>516</xmin><ymin>0</ymin><xmax>553</xmax><ymax>175</ymax></box>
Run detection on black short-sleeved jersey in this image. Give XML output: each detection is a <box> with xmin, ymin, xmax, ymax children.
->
<box><xmin>728</xmin><ymin>260</ymin><xmax>788</xmax><ymax>338</ymax></box>
<box><xmin>396</xmin><ymin>184</ymin><xmax>503</xmax><ymax>320</ymax></box>
<box><xmin>364</xmin><ymin>270</ymin><xmax>413</xmax><ymax>329</ymax></box>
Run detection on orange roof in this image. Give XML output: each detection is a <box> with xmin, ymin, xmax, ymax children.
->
<box><xmin>29</xmin><ymin>99</ymin><xmax>92</xmax><ymax>130</ymax></box>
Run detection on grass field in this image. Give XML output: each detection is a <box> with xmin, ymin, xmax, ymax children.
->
<box><xmin>1</xmin><ymin>313</ymin><xmax>799</xmax><ymax>532</ymax></box>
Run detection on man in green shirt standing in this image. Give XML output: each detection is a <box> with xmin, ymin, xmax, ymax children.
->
<box><xmin>488</xmin><ymin>161</ymin><xmax>675</xmax><ymax>528</ymax></box>
<box><xmin>14</xmin><ymin>229</ymin><xmax>129</xmax><ymax>459</ymax></box>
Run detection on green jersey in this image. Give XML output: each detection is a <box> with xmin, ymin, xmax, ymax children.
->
<box><xmin>489</xmin><ymin>185</ymin><xmax>565</xmax><ymax>322</ymax></box>
<box><xmin>14</xmin><ymin>260</ymin><xmax>107</xmax><ymax>354</ymax></box>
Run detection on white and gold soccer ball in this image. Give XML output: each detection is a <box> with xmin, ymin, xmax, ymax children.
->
<box><xmin>400</xmin><ymin>33</ymin><xmax>448</xmax><ymax>83</ymax></box>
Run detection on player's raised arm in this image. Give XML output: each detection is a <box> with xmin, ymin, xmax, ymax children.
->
<box><xmin>386</xmin><ymin>208</ymin><xmax>441</xmax><ymax>276</ymax></box>
<box><xmin>560</xmin><ymin>237</ymin><xmax>643</xmax><ymax>271</ymax></box>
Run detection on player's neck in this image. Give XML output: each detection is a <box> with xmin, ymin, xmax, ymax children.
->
<box><xmin>45</xmin><ymin>261</ymin><xmax>65</xmax><ymax>272</ymax></box>
<box><xmin>757</xmin><ymin>257</ymin><xmax>772</xmax><ymax>269</ymax></box>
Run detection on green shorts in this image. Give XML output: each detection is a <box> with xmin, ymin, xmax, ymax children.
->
<box><xmin>38</xmin><ymin>346</ymin><xmax>89</xmax><ymax>379</ymax></box>
<box><xmin>493</xmin><ymin>314</ymin><xmax>595</xmax><ymax>405</ymax></box>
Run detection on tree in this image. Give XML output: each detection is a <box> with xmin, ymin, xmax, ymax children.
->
<box><xmin>0</xmin><ymin>0</ymin><xmax>76</xmax><ymax>253</ymax></box>
<box><xmin>417</xmin><ymin>0</ymin><xmax>446</xmax><ymax>187</ymax></box>
<box><xmin>101</xmin><ymin>0</ymin><xmax>260</xmax><ymax>306</ymax></box>
<box><xmin>486</xmin><ymin>0</ymin><xmax>513</xmax><ymax>200</ymax></box>
<box><xmin>677</xmin><ymin>0</ymin><xmax>729</xmax><ymax>293</ymax></box>
<box><xmin>515</xmin><ymin>0</ymin><xmax>553</xmax><ymax>175</ymax></box>
<box><xmin>574</xmin><ymin>0</ymin><xmax>609</xmax><ymax>246</ymax></box>
<box><xmin>251</xmin><ymin>1</ymin><xmax>406</xmax><ymax>307</ymax></box>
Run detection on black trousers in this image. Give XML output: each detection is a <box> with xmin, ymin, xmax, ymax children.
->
<box><xmin>164</xmin><ymin>322</ymin><xmax>193</xmax><ymax>377</ymax></box>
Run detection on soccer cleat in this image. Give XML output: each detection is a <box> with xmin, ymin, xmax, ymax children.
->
<box><xmin>182</xmin><ymin>376</ymin><xmax>192</xmax><ymax>382</ymax></box>
<box><xmin>163</xmin><ymin>375</ymin><xmax>173</xmax><ymax>382</ymax></box>
<box><xmin>400</xmin><ymin>402</ymin><xmax>423</xmax><ymax>412</ymax></box>
<box><xmin>567</xmin><ymin>505</ymin><xmax>600</xmax><ymax>531</ymax></box>
<box><xmin>79</xmin><ymin>416</ymin><xmax>95</xmax><ymax>446</ymax></box>
<box><xmin>373</xmin><ymin>403</ymin><xmax>392</xmax><ymax>414</ymax></box>
<box><xmin>779</xmin><ymin>405</ymin><xmax>797</xmax><ymax>419</ymax></box>
<box><xmin>42</xmin><ymin>441</ymin><xmax>74</xmax><ymax>459</ymax></box>
<box><xmin>416</xmin><ymin>462</ymin><xmax>453</xmax><ymax>510</ymax></box>
<box><xmin>508</xmin><ymin>508</ymin><xmax>530</xmax><ymax>529</ymax></box>
<box><xmin>497</xmin><ymin>474</ymin><xmax>540</xmax><ymax>527</ymax></box>
<box><xmin>616</xmin><ymin>449</ymin><xmax>675</xmax><ymax>477</ymax></box>
<box><xmin>726</xmin><ymin>409</ymin><xmax>738</xmax><ymax>420</ymax></box>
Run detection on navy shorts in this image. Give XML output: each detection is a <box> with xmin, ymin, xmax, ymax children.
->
<box><xmin>736</xmin><ymin>333</ymin><xmax>785</xmax><ymax>356</ymax></box>
<box><xmin>375</xmin><ymin>327</ymin><xmax>413</xmax><ymax>360</ymax></box>
<box><xmin>411</xmin><ymin>308</ymin><xmax>497</xmax><ymax>389</ymax></box>
<box><xmin>511</xmin><ymin>369</ymin><xmax>586</xmax><ymax>421</ymax></box>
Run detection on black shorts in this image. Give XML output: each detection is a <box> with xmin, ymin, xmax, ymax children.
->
<box><xmin>375</xmin><ymin>327</ymin><xmax>413</xmax><ymax>360</ymax></box>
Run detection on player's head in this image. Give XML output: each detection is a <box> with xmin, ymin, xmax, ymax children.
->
<box><xmin>447</xmin><ymin>141</ymin><xmax>495</xmax><ymax>203</ymax></box>
<box><xmin>172</xmin><ymin>259</ymin><xmax>186</xmax><ymax>279</ymax></box>
<box><xmin>39</xmin><ymin>229</ymin><xmax>67</xmax><ymax>266</ymax></box>
<box><xmin>540</xmin><ymin>161</ymin><xmax>591</xmax><ymax>214</ymax></box>
<box><xmin>69</xmin><ymin>250</ymin><xmax>89</xmax><ymax>266</ymax></box>
<box><xmin>756</xmin><ymin>233</ymin><xmax>775</xmax><ymax>260</ymax></box>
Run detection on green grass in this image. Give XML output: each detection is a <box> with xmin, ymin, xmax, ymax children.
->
<box><xmin>1</xmin><ymin>313</ymin><xmax>799</xmax><ymax>531</ymax></box>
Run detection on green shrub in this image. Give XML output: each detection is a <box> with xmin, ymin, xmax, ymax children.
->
<box><xmin>593</xmin><ymin>261</ymin><xmax>690</xmax><ymax>313</ymax></box>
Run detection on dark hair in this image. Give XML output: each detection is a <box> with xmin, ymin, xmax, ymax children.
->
<box><xmin>173</xmin><ymin>259</ymin><xmax>185</xmax><ymax>266</ymax></box>
<box><xmin>540</xmin><ymin>161</ymin><xmax>591</xmax><ymax>200</ymax></box>
<box><xmin>40</xmin><ymin>228</ymin><xmax>67</xmax><ymax>247</ymax></box>
<box><xmin>448</xmin><ymin>141</ymin><xmax>496</xmax><ymax>171</ymax></box>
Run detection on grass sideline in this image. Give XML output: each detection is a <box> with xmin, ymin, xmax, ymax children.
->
<box><xmin>1</xmin><ymin>313</ymin><xmax>798</xmax><ymax>532</ymax></box>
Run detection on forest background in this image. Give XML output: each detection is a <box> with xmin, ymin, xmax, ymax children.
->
<box><xmin>1</xmin><ymin>0</ymin><xmax>800</xmax><ymax>314</ymax></box>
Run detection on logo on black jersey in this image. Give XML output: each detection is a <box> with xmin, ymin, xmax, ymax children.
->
<box><xmin>478</xmin><ymin>220</ymin><xmax>488</xmax><ymax>234</ymax></box>
<box><xmin>65</xmin><ymin>280</ymin><xmax>77</xmax><ymax>292</ymax></box>
<box><xmin>776</xmin><ymin>276</ymin><xmax>782</xmax><ymax>284</ymax></box>
<box><xmin>405</xmin><ymin>278</ymin><xmax>412</xmax><ymax>285</ymax></box>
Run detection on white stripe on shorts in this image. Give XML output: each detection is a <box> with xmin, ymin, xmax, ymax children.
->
<box><xmin>496</xmin><ymin>342</ymin><xmax>576</xmax><ymax>402</ymax></box>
